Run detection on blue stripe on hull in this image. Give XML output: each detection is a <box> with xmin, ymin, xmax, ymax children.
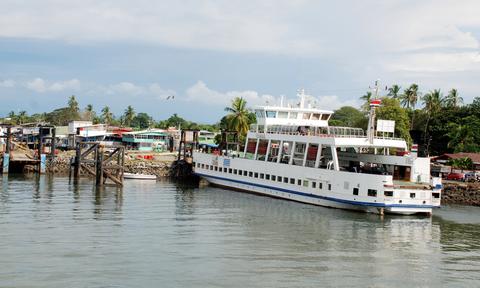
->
<box><xmin>195</xmin><ymin>172</ymin><xmax>434</xmax><ymax>209</ymax></box>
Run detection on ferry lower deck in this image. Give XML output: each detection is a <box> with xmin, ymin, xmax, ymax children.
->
<box><xmin>193</xmin><ymin>152</ymin><xmax>441</xmax><ymax>215</ymax></box>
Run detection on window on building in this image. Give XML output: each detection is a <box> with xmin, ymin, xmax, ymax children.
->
<box><xmin>368</xmin><ymin>189</ymin><xmax>377</xmax><ymax>197</ymax></box>
<box><xmin>266</xmin><ymin>111</ymin><xmax>277</xmax><ymax>118</ymax></box>
<box><xmin>353</xmin><ymin>188</ymin><xmax>359</xmax><ymax>195</ymax></box>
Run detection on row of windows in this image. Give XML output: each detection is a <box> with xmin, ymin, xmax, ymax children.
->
<box><xmin>196</xmin><ymin>162</ymin><xmax>332</xmax><ymax>190</ymax></box>
<box><xmin>197</xmin><ymin>162</ymin><xmax>396</xmax><ymax>198</ymax></box>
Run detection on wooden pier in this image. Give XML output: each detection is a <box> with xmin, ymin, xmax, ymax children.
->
<box><xmin>72</xmin><ymin>142</ymin><xmax>125</xmax><ymax>186</ymax></box>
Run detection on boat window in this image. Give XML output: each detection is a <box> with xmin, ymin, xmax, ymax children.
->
<box><xmin>312</xmin><ymin>182</ymin><xmax>316</xmax><ymax>188</ymax></box>
<box><xmin>303</xmin><ymin>180</ymin><xmax>309</xmax><ymax>187</ymax></box>
<box><xmin>215</xmin><ymin>166</ymin><xmax>218</xmax><ymax>171</ymax></box>
<box><xmin>319</xmin><ymin>182</ymin><xmax>323</xmax><ymax>189</ymax></box>
<box><xmin>311</xmin><ymin>113</ymin><xmax>320</xmax><ymax>120</ymax></box>
<box><xmin>303</xmin><ymin>113</ymin><xmax>311</xmax><ymax>120</ymax></box>
<box><xmin>328</xmin><ymin>184</ymin><xmax>332</xmax><ymax>190</ymax></box>
<box><xmin>289</xmin><ymin>112</ymin><xmax>298</xmax><ymax>119</ymax></box>
<box><xmin>321</xmin><ymin>114</ymin><xmax>330</xmax><ymax>120</ymax></box>
<box><xmin>271</xmin><ymin>175</ymin><xmax>276</xmax><ymax>181</ymax></box>
<box><xmin>224</xmin><ymin>167</ymin><xmax>227</xmax><ymax>172</ymax></box>
<box><xmin>234</xmin><ymin>169</ymin><xmax>237</xmax><ymax>174</ymax></box>
<box><xmin>266</xmin><ymin>174</ymin><xmax>270</xmax><ymax>180</ymax></box>
<box><xmin>266</xmin><ymin>111</ymin><xmax>277</xmax><ymax>118</ymax></box>
<box><xmin>283</xmin><ymin>177</ymin><xmax>288</xmax><ymax>183</ymax></box>
<box><xmin>243</xmin><ymin>170</ymin><xmax>247</xmax><ymax>176</ymax></box>
<box><xmin>368</xmin><ymin>189</ymin><xmax>377</xmax><ymax>197</ymax></box>
<box><xmin>249</xmin><ymin>171</ymin><xmax>253</xmax><ymax>177</ymax></box>
<box><xmin>254</xmin><ymin>172</ymin><xmax>258</xmax><ymax>178</ymax></box>
<box><xmin>353</xmin><ymin>188</ymin><xmax>359</xmax><ymax>195</ymax></box>
<box><xmin>290</xmin><ymin>178</ymin><xmax>295</xmax><ymax>184</ymax></box>
<box><xmin>255</xmin><ymin>110</ymin><xmax>265</xmax><ymax>118</ymax></box>
<box><xmin>278</xmin><ymin>111</ymin><xmax>288</xmax><ymax>119</ymax></box>
<box><xmin>260</xmin><ymin>173</ymin><xmax>264</xmax><ymax>179</ymax></box>
<box><xmin>229</xmin><ymin>168</ymin><xmax>232</xmax><ymax>173</ymax></box>
<box><xmin>410</xmin><ymin>193</ymin><xmax>416</xmax><ymax>199</ymax></box>
<box><xmin>297</xmin><ymin>179</ymin><xmax>302</xmax><ymax>186</ymax></box>
<box><xmin>238</xmin><ymin>169</ymin><xmax>242</xmax><ymax>175</ymax></box>
<box><xmin>432</xmin><ymin>192</ymin><xmax>440</xmax><ymax>199</ymax></box>
<box><xmin>384</xmin><ymin>191</ymin><xmax>393</xmax><ymax>197</ymax></box>
<box><xmin>277</xmin><ymin>176</ymin><xmax>282</xmax><ymax>182</ymax></box>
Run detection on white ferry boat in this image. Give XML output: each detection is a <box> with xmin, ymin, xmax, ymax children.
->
<box><xmin>193</xmin><ymin>89</ymin><xmax>442</xmax><ymax>215</ymax></box>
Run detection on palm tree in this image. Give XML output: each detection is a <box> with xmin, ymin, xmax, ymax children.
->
<box><xmin>224</xmin><ymin>97</ymin><xmax>251</xmax><ymax>136</ymax></box>
<box><xmin>84</xmin><ymin>104</ymin><xmax>95</xmax><ymax>121</ymax></box>
<box><xmin>360</xmin><ymin>91</ymin><xmax>372</xmax><ymax>111</ymax></box>
<box><xmin>18</xmin><ymin>111</ymin><xmax>28</xmax><ymax>124</ymax></box>
<box><xmin>68</xmin><ymin>95</ymin><xmax>79</xmax><ymax>113</ymax></box>
<box><xmin>123</xmin><ymin>105</ymin><xmax>136</xmax><ymax>127</ymax></box>
<box><xmin>387</xmin><ymin>84</ymin><xmax>401</xmax><ymax>98</ymax></box>
<box><xmin>400</xmin><ymin>84</ymin><xmax>419</xmax><ymax>110</ymax></box>
<box><xmin>445</xmin><ymin>88</ymin><xmax>463</xmax><ymax>108</ymax></box>
<box><xmin>423</xmin><ymin>89</ymin><xmax>443</xmax><ymax>116</ymax></box>
<box><xmin>101</xmin><ymin>106</ymin><xmax>113</xmax><ymax>125</ymax></box>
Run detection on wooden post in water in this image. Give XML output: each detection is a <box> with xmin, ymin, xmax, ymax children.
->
<box><xmin>2</xmin><ymin>127</ymin><xmax>11</xmax><ymax>174</ymax></box>
<box><xmin>74</xmin><ymin>143</ymin><xmax>81</xmax><ymax>178</ymax></box>
<box><xmin>95</xmin><ymin>145</ymin><xmax>104</xmax><ymax>186</ymax></box>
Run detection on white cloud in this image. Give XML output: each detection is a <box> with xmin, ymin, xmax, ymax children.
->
<box><xmin>148</xmin><ymin>83</ymin><xmax>176</xmax><ymax>100</ymax></box>
<box><xmin>107</xmin><ymin>82</ymin><xmax>144</xmax><ymax>96</ymax></box>
<box><xmin>185</xmin><ymin>80</ymin><xmax>358</xmax><ymax>110</ymax></box>
<box><xmin>26</xmin><ymin>78</ymin><xmax>80</xmax><ymax>93</ymax></box>
<box><xmin>0</xmin><ymin>79</ymin><xmax>15</xmax><ymax>88</ymax></box>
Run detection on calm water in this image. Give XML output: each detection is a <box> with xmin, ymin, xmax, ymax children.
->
<box><xmin>1</xmin><ymin>175</ymin><xmax>480</xmax><ymax>288</ymax></box>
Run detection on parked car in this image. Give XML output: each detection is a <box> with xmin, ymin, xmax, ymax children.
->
<box><xmin>464</xmin><ymin>172</ymin><xmax>480</xmax><ymax>182</ymax></box>
<box><xmin>446</xmin><ymin>172</ymin><xmax>465</xmax><ymax>181</ymax></box>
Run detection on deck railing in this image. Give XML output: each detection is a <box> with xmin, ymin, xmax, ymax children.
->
<box><xmin>249</xmin><ymin>125</ymin><xmax>404</xmax><ymax>141</ymax></box>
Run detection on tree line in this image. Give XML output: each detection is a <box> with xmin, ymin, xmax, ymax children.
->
<box><xmin>2</xmin><ymin>95</ymin><xmax>218</xmax><ymax>131</ymax></box>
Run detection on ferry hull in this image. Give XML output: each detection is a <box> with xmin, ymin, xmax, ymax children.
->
<box><xmin>198</xmin><ymin>174</ymin><xmax>431</xmax><ymax>215</ymax></box>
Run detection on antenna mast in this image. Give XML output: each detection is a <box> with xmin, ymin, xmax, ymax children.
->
<box><xmin>367</xmin><ymin>80</ymin><xmax>381</xmax><ymax>144</ymax></box>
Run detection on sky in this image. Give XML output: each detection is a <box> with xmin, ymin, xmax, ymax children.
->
<box><xmin>0</xmin><ymin>0</ymin><xmax>479</xmax><ymax>123</ymax></box>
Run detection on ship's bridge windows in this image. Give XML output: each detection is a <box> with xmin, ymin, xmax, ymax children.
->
<box><xmin>278</xmin><ymin>111</ymin><xmax>288</xmax><ymax>119</ymax></box>
<box><xmin>289</xmin><ymin>112</ymin><xmax>298</xmax><ymax>119</ymax></box>
<box><xmin>321</xmin><ymin>114</ymin><xmax>330</xmax><ymax>120</ymax></box>
<box><xmin>255</xmin><ymin>110</ymin><xmax>265</xmax><ymax>118</ymax></box>
<box><xmin>311</xmin><ymin>113</ymin><xmax>320</xmax><ymax>120</ymax></box>
<box><xmin>303</xmin><ymin>113</ymin><xmax>311</xmax><ymax>120</ymax></box>
<box><xmin>266</xmin><ymin>111</ymin><xmax>277</xmax><ymax>118</ymax></box>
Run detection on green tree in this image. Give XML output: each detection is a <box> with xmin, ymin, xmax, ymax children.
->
<box><xmin>446</xmin><ymin>116</ymin><xmax>480</xmax><ymax>152</ymax></box>
<box><xmin>445</xmin><ymin>88</ymin><xmax>463</xmax><ymax>109</ymax></box>
<box><xmin>18</xmin><ymin>111</ymin><xmax>28</xmax><ymax>124</ymax></box>
<box><xmin>400</xmin><ymin>84</ymin><xmax>420</xmax><ymax>110</ymax></box>
<box><xmin>448</xmin><ymin>157</ymin><xmax>473</xmax><ymax>172</ymax></box>
<box><xmin>84</xmin><ymin>104</ymin><xmax>96</xmax><ymax>121</ymax></box>
<box><xmin>68</xmin><ymin>95</ymin><xmax>79</xmax><ymax>113</ymax></box>
<box><xmin>123</xmin><ymin>105</ymin><xmax>136</xmax><ymax>127</ymax></box>
<box><xmin>101</xmin><ymin>106</ymin><xmax>113</xmax><ymax>125</ymax></box>
<box><xmin>387</xmin><ymin>84</ymin><xmax>402</xmax><ymax>98</ymax></box>
<box><xmin>330</xmin><ymin>106</ymin><xmax>366</xmax><ymax>127</ymax></box>
<box><xmin>375</xmin><ymin>97</ymin><xmax>412</xmax><ymax>146</ymax></box>
<box><xmin>224</xmin><ymin>97</ymin><xmax>253</xmax><ymax>136</ymax></box>
<box><xmin>131</xmin><ymin>112</ymin><xmax>152</xmax><ymax>129</ymax></box>
<box><xmin>360</xmin><ymin>91</ymin><xmax>373</xmax><ymax>111</ymax></box>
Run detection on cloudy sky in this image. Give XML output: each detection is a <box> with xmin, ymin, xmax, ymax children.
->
<box><xmin>0</xmin><ymin>0</ymin><xmax>479</xmax><ymax>123</ymax></box>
